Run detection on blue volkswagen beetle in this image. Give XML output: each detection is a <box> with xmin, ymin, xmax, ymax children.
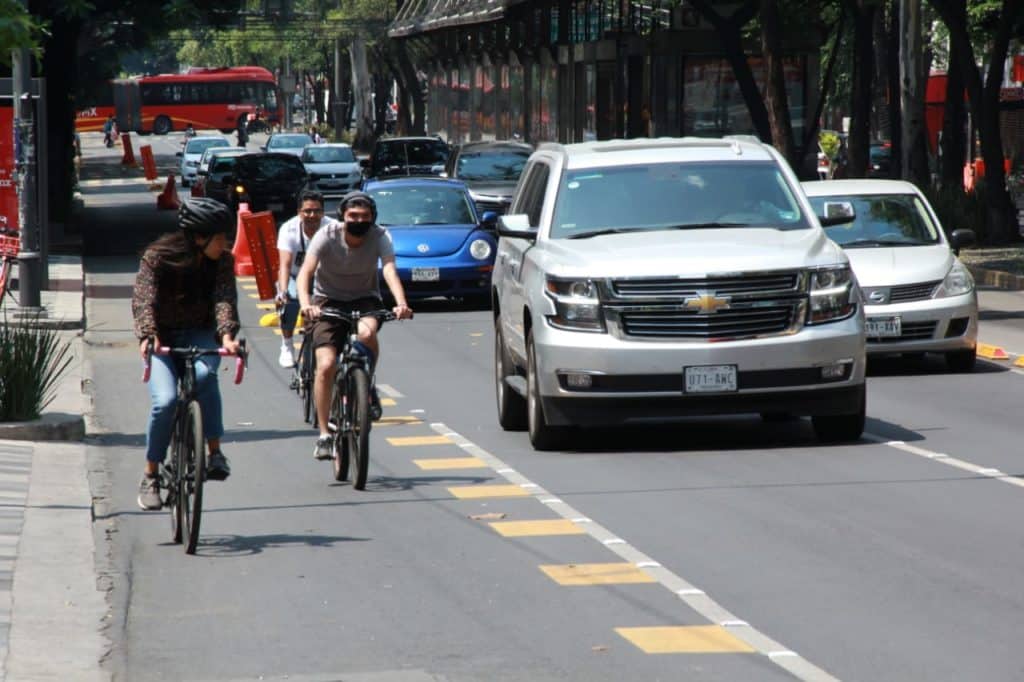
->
<box><xmin>364</xmin><ymin>177</ymin><xmax>498</xmax><ymax>301</ymax></box>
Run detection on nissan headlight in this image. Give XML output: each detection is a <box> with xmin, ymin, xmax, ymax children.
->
<box><xmin>807</xmin><ymin>266</ymin><xmax>857</xmax><ymax>324</ymax></box>
<box><xmin>934</xmin><ymin>260</ymin><xmax>974</xmax><ymax>298</ymax></box>
<box><xmin>469</xmin><ymin>238</ymin><xmax>492</xmax><ymax>260</ymax></box>
<box><xmin>545</xmin><ymin>277</ymin><xmax>605</xmax><ymax>332</ymax></box>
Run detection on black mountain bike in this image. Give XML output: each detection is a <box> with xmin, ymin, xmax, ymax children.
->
<box><xmin>143</xmin><ymin>340</ymin><xmax>247</xmax><ymax>554</ymax></box>
<box><xmin>320</xmin><ymin>308</ymin><xmax>397</xmax><ymax>490</ymax></box>
<box><xmin>292</xmin><ymin>329</ymin><xmax>317</xmax><ymax>427</ymax></box>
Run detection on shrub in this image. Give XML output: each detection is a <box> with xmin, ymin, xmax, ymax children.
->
<box><xmin>925</xmin><ymin>181</ymin><xmax>989</xmax><ymax>244</ymax></box>
<box><xmin>0</xmin><ymin>315</ymin><xmax>73</xmax><ymax>421</ymax></box>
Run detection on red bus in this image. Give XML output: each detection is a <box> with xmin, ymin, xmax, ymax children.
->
<box><xmin>76</xmin><ymin>66</ymin><xmax>282</xmax><ymax>135</ymax></box>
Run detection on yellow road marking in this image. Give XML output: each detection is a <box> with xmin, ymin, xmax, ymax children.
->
<box><xmin>414</xmin><ymin>457</ymin><xmax>486</xmax><ymax>470</ymax></box>
<box><xmin>375</xmin><ymin>416</ymin><xmax>423</xmax><ymax>426</ymax></box>
<box><xmin>247</xmin><ymin>293</ymin><xmax>260</xmax><ymax>299</ymax></box>
<box><xmin>615</xmin><ymin>626</ymin><xmax>756</xmax><ymax>654</ymax></box>
<box><xmin>386</xmin><ymin>435</ymin><xmax>452</xmax><ymax>446</ymax></box>
<box><xmin>540</xmin><ymin>562</ymin><xmax>655</xmax><ymax>584</ymax></box>
<box><xmin>448</xmin><ymin>485</ymin><xmax>530</xmax><ymax>499</ymax></box>
<box><xmin>1015</xmin><ymin>356</ymin><xmax>1024</xmax><ymax>368</ymax></box>
<box><xmin>237</xmin><ymin>276</ymin><xmax>256</xmax><ymax>283</ymax></box>
<box><xmin>381</xmin><ymin>397</ymin><xmax>396</xmax><ymax>406</ymax></box>
<box><xmin>256</xmin><ymin>303</ymin><xmax>276</xmax><ymax>310</ymax></box>
<box><xmin>272</xmin><ymin>329</ymin><xmax>282</xmax><ymax>336</ymax></box>
<box><xmin>259</xmin><ymin>312</ymin><xmax>280</xmax><ymax>327</ymax></box>
<box><xmin>490</xmin><ymin>520</ymin><xmax>585</xmax><ymax>537</ymax></box>
<box><xmin>242</xmin><ymin>284</ymin><xmax>258</xmax><ymax>290</ymax></box>
<box><xmin>470</xmin><ymin>332</ymin><xmax>484</xmax><ymax>337</ymax></box>
<box><xmin>977</xmin><ymin>343</ymin><xmax>1009</xmax><ymax>360</ymax></box>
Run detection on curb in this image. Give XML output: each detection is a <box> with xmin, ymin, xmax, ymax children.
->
<box><xmin>965</xmin><ymin>263</ymin><xmax>1024</xmax><ymax>291</ymax></box>
<box><xmin>0</xmin><ymin>414</ymin><xmax>86</xmax><ymax>441</ymax></box>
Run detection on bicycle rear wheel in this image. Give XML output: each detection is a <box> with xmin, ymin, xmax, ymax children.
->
<box><xmin>181</xmin><ymin>401</ymin><xmax>205</xmax><ymax>555</ymax></box>
<box><xmin>330</xmin><ymin>380</ymin><xmax>349</xmax><ymax>482</ymax></box>
<box><xmin>347</xmin><ymin>367</ymin><xmax>371</xmax><ymax>490</ymax></box>
<box><xmin>299</xmin><ymin>337</ymin><xmax>316</xmax><ymax>426</ymax></box>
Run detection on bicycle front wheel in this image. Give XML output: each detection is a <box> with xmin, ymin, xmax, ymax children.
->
<box><xmin>182</xmin><ymin>401</ymin><xmax>205</xmax><ymax>555</ymax></box>
<box><xmin>347</xmin><ymin>367</ymin><xmax>371</xmax><ymax>490</ymax></box>
<box><xmin>299</xmin><ymin>337</ymin><xmax>316</xmax><ymax>426</ymax></box>
<box><xmin>168</xmin><ymin>414</ymin><xmax>184</xmax><ymax>545</ymax></box>
<box><xmin>330</xmin><ymin>380</ymin><xmax>349</xmax><ymax>482</ymax></box>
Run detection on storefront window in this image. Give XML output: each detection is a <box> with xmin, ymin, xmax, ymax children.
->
<box><xmin>499</xmin><ymin>64</ymin><xmax>511</xmax><ymax>139</ymax></box>
<box><xmin>530</xmin><ymin>62</ymin><xmax>542</xmax><ymax>142</ymax></box>
<box><xmin>471</xmin><ymin>65</ymin><xmax>484</xmax><ymax>141</ymax></box>
<box><xmin>583</xmin><ymin>63</ymin><xmax>597</xmax><ymax>141</ymax></box>
<box><xmin>510</xmin><ymin>60</ymin><xmax>524</xmax><ymax>139</ymax></box>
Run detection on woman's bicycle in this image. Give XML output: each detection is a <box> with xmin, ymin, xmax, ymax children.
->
<box><xmin>319</xmin><ymin>308</ymin><xmax>397</xmax><ymax>490</ymax></box>
<box><xmin>143</xmin><ymin>340</ymin><xmax>247</xmax><ymax>554</ymax></box>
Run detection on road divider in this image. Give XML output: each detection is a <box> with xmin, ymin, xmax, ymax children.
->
<box><xmin>977</xmin><ymin>343</ymin><xmax>1009</xmax><ymax>360</ymax></box>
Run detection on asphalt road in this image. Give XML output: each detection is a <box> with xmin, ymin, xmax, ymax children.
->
<box><xmin>82</xmin><ymin>130</ymin><xmax>1024</xmax><ymax>681</ymax></box>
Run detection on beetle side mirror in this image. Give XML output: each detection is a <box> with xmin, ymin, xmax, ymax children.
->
<box><xmin>480</xmin><ymin>211</ymin><xmax>498</xmax><ymax>229</ymax></box>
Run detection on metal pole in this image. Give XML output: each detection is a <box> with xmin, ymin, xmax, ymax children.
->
<box><xmin>11</xmin><ymin>37</ymin><xmax>42</xmax><ymax>312</ymax></box>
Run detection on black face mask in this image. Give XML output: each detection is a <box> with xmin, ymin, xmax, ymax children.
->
<box><xmin>346</xmin><ymin>220</ymin><xmax>372</xmax><ymax>237</ymax></box>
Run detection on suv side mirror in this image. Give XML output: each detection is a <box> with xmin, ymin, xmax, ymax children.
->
<box><xmin>818</xmin><ymin>200</ymin><xmax>856</xmax><ymax>227</ymax></box>
<box><xmin>948</xmin><ymin>228</ymin><xmax>976</xmax><ymax>254</ymax></box>
<box><xmin>497</xmin><ymin>213</ymin><xmax>536</xmax><ymax>240</ymax></box>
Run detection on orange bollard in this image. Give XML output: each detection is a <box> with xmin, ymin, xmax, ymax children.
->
<box><xmin>120</xmin><ymin>133</ymin><xmax>137</xmax><ymax>166</ymax></box>
<box><xmin>241</xmin><ymin>211</ymin><xmax>280</xmax><ymax>299</ymax></box>
<box><xmin>232</xmin><ymin>203</ymin><xmax>255</xmax><ymax>276</ymax></box>
<box><xmin>156</xmin><ymin>174</ymin><xmax>181</xmax><ymax>210</ymax></box>
<box><xmin>139</xmin><ymin>145</ymin><xmax>158</xmax><ymax>181</ymax></box>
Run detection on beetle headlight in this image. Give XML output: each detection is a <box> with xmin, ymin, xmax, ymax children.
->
<box><xmin>545</xmin><ymin>278</ymin><xmax>605</xmax><ymax>332</ymax></box>
<box><xmin>807</xmin><ymin>266</ymin><xmax>858</xmax><ymax>324</ymax></box>
<box><xmin>469</xmin><ymin>239</ymin><xmax>492</xmax><ymax>260</ymax></box>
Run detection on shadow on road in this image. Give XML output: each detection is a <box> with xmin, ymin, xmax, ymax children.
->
<box><xmin>187</xmin><ymin>532</ymin><xmax>369</xmax><ymax>557</ymax></box>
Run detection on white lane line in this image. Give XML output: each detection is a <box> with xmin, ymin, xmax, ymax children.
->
<box><xmin>429</xmin><ymin>422</ymin><xmax>839</xmax><ymax>681</ymax></box>
<box><xmin>377</xmin><ymin>384</ymin><xmax>403</xmax><ymax>398</ymax></box>
<box><xmin>864</xmin><ymin>433</ymin><xmax>1024</xmax><ymax>489</ymax></box>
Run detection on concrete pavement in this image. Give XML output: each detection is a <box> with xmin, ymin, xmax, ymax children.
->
<box><xmin>0</xmin><ymin>135</ymin><xmax>1023</xmax><ymax>679</ymax></box>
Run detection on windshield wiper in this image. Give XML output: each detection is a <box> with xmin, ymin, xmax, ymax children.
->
<box><xmin>566</xmin><ymin>227</ymin><xmax>646</xmax><ymax>239</ymax></box>
<box><xmin>841</xmin><ymin>239</ymin><xmax>920</xmax><ymax>248</ymax></box>
<box><xmin>666</xmin><ymin>221</ymin><xmax>752</xmax><ymax>230</ymax></box>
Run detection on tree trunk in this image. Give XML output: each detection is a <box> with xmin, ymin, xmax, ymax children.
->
<box><xmin>929</xmin><ymin>0</ymin><xmax>1019</xmax><ymax>243</ymax></box>
<box><xmin>687</xmin><ymin>0</ymin><xmax>773</xmax><ymax>142</ymax></box>
<box><xmin>349</xmin><ymin>37</ymin><xmax>375</xmax><ymax>151</ymax></box>
<box><xmin>846</xmin><ymin>0</ymin><xmax>877</xmax><ymax>177</ymax></box>
<box><xmin>939</xmin><ymin>16</ymin><xmax>966</xmax><ymax>192</ymax></box>
<box><xmin>396</xmin><ymin>41</ymin><xmax>426</xmax><ymax>135</ymax></box>
<box><xmin>886</xmin><ymin>0</ymin><xmax>902</xmax><ymax>178</ymax></box>
<box><xmin>759</xmin><ymin>0</ymin><xmax>796</xmax><ymax>163</ymax></box>
<box><xmin>39</xmin><ymin>14</ymin><xmax>80</xmax><ymax>228</ymax></box>
<box><xmin>899</xmin><ymin>0</ymin><xmax>929</xmax><ymax>188</ymax></box>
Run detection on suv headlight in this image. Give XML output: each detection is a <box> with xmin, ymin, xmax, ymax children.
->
<box><xmin>545</xmin><ymin>277</ymin><xmax>605</xmax><ymax>332</ymax></box>
<box><xmin>934</xmin><ymin>260</ymin><xmax>974</xmax><ymax>298</ymax></box>
<box><xmin>807</xmin><ymin>266</ymin><xmax>858</xmax><ymax>324</ymax></box>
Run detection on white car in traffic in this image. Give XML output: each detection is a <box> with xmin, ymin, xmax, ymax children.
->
<box><xmin>177</xmin><ymin>136</ymin><xmax>231</xmax><ymax>187</ymax></box>
<box><xmin>803</xmin><ymin>179</ymin><xmax>978</xmax><ymax>371</ymax></box>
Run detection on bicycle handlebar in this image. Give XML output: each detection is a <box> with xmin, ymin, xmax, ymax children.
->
<box><xmin>142</xmin><ymin>339</ymin><xmax>248</xmax><ymax>385</ymax></box>
<box><xmin>318</xmin><ymin>307</ymin><xmax>407</xmax><ymax>323</ymax></box>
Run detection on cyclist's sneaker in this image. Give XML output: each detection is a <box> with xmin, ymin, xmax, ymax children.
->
<box><xmin>207</xmin><ymin>450</ymin><xmax>231</xmax><ymax>481</ymax></box>
<box><xmin>278</xmin><ymin>345</ymin><xmax>295</xmax><ymax>368</ymax></box>
<box><xmin>137</xmin><ymin>474</ymin><xmax>162</xmax><ymax>511</ymax></box>
<box><xmin>370</xmin><ymin>387</ymin><xmax>382</xmax><ymax>421</ymax></box>
<box><xmin>314</xmin><ymin>435</ymin><xmax>334</xmax><ymax>460</ymax></box>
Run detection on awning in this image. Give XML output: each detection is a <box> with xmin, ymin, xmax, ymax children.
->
<box><xmin>388</xmin><ymin>0</ymin><xmax>514</xmax><ymax>38</ymax></box>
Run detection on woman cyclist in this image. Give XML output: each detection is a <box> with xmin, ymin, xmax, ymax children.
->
<box><xmin>131</xmin><ymin>198</ymin><xmax>242</xmax><ymax>511</ymax></box>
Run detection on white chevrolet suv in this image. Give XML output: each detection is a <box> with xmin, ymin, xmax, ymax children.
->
<box><xmin>492</xmin><ymin>137</ymin><xmax>867</xmax><ymax>450</ymax></box>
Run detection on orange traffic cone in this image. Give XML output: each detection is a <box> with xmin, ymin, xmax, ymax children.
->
<box><xmin>232</xmin><ymin>203</ymin><xmax>255</xmax><ymax>276</ymax></box>
<box><xmin>156</xmin><ymin>174</ymin><xmax>181</xmax><ymax>210</ymax></box>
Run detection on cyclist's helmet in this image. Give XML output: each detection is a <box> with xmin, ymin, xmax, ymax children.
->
<box><xmin>336</xmin><ymin>191</ymin><xmax>377</xmax><ymax>222</ymax></box>
<box><xmin>178</xmin><ymin>198</ymin><xmax>232</xmax><ymax>236</ymax></box>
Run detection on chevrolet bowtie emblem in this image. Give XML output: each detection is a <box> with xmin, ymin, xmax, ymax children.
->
<box><xmin>684</xmin><ymin>293</ymin><xmax>731</xmax><ymax>314</ymax></box>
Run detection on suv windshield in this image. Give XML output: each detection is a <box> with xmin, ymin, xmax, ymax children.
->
<box><xmin>303</xmin><ymin>146</ymin><xmax>355</xmax><ymax>163</ymax></box>
<box><xmin>236</xmin><ymin>156</ymin><xmax>305</xmax><ymax>181</ymax></box>
<box><xmin>551</xmin><ymin>161</ymin><xmax>810</xmax><ymax>238</ymax></box>
<box><xmin>370</xmin><ymin>185</ymin><xmax>475</xmax><ymax>226</ymax></box>
<box><xmin>456</xmin><ymin>150</ymin><xmax>529</xmax><ymax>181</ymax></box>
<box><xmin>807</xmin><ymin>194</ymin><xmax>940</xmax><ymax>247</ymax></box>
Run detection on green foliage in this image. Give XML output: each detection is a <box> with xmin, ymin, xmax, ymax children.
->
<box><xmin>0</xmin><ymin>316</ymin><xmax>73</xmax><ymax>422</ymax></box>
<box><xmin>925</xmin><ymin>181</ymin><xmax>990</xmax><ymax>244</ymax></box>
<box><xmin>819</xmin><ymin>130</ymin><xmax>841</xmax><ymax>159</ymax></box>
<box><xmin>0</xmin><ymin>0</ymin><xmax>49</xmax><ymax>66</ymax></box>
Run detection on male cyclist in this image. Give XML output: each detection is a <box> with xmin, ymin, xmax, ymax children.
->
<box><xmin>297</xmin><ymin>191</ymin><xmax>413</xmax><ymax>461</ymax></box>
<box><xmin>275</xmin><ymin>189</ymin><xmax>334</xmax><ymax>368</ymax></box>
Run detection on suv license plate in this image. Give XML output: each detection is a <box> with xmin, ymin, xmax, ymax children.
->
<box><xmin>866</xmin><ymin>316</ymin><xmax>901</xmax><ymax>338</ymax></box>
<box><xmin>684</xmin><ymin>365</ymin><xmax>738</xmax><ymax>394</ymax></box>
<box><xmin>411</xmin><ymin>267</ymin><xmax>440</xmax><ymax>282</ymax></box>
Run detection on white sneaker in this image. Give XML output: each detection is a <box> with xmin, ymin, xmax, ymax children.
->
<box><xmin>278</xmin><ymin>345</ymin><xmax>295</xmax><ymax>368</ymax></box>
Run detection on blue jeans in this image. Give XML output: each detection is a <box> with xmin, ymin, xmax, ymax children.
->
<box><xmin>280</xmin><ymin>278</ymin><xmax>300</xmax><ymax>336</ymax></box>
<box><xmin>145</xmin><ymin>329</ymin><xmax>224</xmax><ymax>464</ymax></box>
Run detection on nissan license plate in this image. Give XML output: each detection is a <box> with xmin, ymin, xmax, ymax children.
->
<box><xmin>411</xmin><ymin>267</ymin><xmax>440</xmax><ymax>282</ymax></box>
<box><xmin>866</xmin><ymin>316</ymin><xmax>901</xmax><ymax>338</ymax></box>
<box><xmin>684</xmin><ymin>365</ymin><xmax>738</xmax><ymax>394</ymax></box>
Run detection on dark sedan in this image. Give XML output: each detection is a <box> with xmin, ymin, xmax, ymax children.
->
<box><xmin>443</xmin><ymin>140</ymin><xmax>532</xmax><ymax>215</ymax></box>
<box><xmin>230</xmin><ymin>153</ymin><xmax>309</xmax><ymax>221</ymax></box>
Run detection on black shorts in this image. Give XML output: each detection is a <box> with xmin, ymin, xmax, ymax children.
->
<box><xmin>310</xmin><ymin>296</ymin><xmax>384</xmax><ymax>350</ymax></box>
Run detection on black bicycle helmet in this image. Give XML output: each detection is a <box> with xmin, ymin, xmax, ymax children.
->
<box><xmin>336</xmin><ymin>190</ymin><xmax>377</xmax><ymax>222</ymax></box>
<box><xmin>178</xmin><ymin>198</ymin><xmax>232</xmax><ymax>236</ymax></box>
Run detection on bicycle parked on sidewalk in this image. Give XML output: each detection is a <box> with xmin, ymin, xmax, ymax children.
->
<box><xmin>0</xmin><ymin>226</ymin><xmax>20</xmax><ymax>309</ymax></box>
<box><xmin>143</xmin><ymin>340</ymin><xmax>247</xmax><ymax>554</ymax></box>
<box><xmin>320</xmin><ymin>307</ymin><xmax>398</xmax><ymax>490</ymax></box>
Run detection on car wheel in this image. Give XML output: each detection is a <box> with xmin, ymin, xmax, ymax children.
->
<box><xmin>945</xmin><ymin>348</ymin><xmax>976</xmax><ymax>373</ymax></box>
<box><xmin>153</xmin><ymin>116</ymin><xmax>172</xmax><ymax>135</ymax></box>
<box><xmin>812</xmin><ymin>391</ymin><xmax>866</xmax><ymax>443</ymax></box>
<box><xmin>495</xmin><ymin>318</ymin><xmax>526</xmax><ymax>431</ymax></box>
<box><xmin>527</xmin><ymin>332</ymin><xmax>567</xmax><ymax>451</ymax></box>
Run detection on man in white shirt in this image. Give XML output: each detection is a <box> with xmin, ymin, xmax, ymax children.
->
<box><xmin>275</xmin><ymin>190</ymin><xmax>335</xmax><ymax>367</ymax></box>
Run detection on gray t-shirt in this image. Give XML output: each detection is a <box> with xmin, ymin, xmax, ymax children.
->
<box><xmin>307</xmin><ymin>222</ymin><xmax>394</xmax><ymax>302</ymax></box>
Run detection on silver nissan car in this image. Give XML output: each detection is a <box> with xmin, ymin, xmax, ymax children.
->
<box><xmin>803</xmin><ymin>179</ymin><xmax>978</xmax><ymax>372</ymax></box>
